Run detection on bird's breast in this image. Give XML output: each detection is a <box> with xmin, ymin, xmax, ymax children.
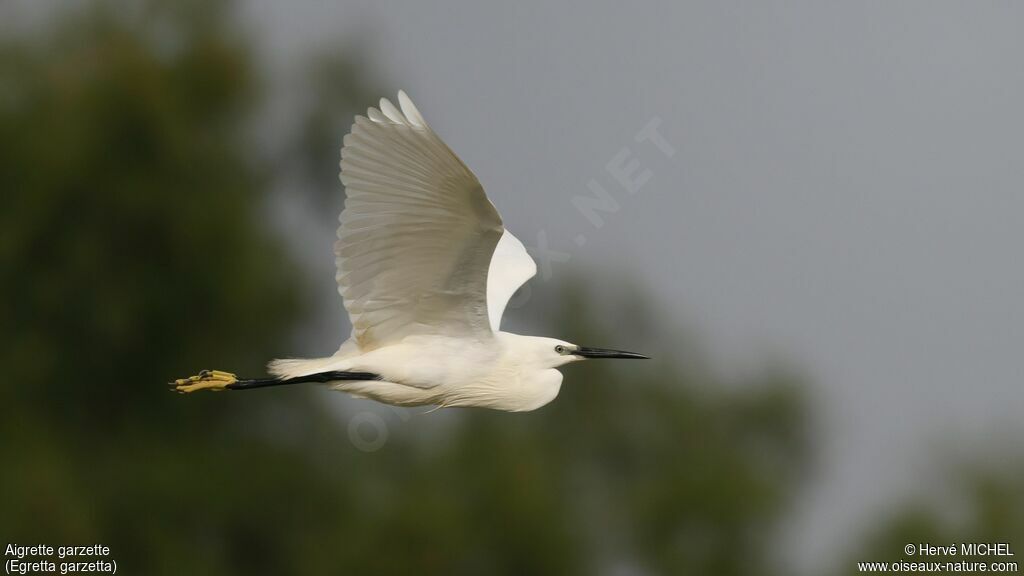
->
<box><xmin>505</xmin><ymin>369</ymin><xmax>564</xmax><ymax>412</ymax></box>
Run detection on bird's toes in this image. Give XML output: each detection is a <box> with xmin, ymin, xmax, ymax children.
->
<box><xmin>170</xmin><ymin>369</ymin><xmax>238</xmax><ymax>393</ymax></box>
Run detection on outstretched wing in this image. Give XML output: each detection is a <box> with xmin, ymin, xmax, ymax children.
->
<box><xmin>337</xmin><ymin>91</ymin><xmax>505</xmax><ymax>349</ymax></box>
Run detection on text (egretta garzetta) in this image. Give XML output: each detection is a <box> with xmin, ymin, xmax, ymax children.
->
<box><xmin>173</xmin><ymin>91</ymin><xmax>647</xmax><ymax>411</ymax></box>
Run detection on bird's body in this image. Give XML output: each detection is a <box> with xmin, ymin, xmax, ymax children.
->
<box><xmin>270</xmin><ymin>332</ymin><xmax>565</xmax><ymax>412</ymax></box>
<box><xmin>173</xmin><ymin>91</ymin><xmax>646</xmax><ymax>411</ymax></box>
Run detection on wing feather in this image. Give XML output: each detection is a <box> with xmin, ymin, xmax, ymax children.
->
<box><xmin>486</xmin><ymin>230</ymin><xmax>537</xmax><ymax>330</ymax></box>
<box><xmin>336</xmin><ymin>91</ymin><xmax>505</xmax><ymax>349</ymax></box>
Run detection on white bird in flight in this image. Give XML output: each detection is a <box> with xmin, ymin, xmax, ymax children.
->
<box><xmin>173</xmin><ymin>91</ymin><xmax>647</xmax><ymax>411</ymax></box>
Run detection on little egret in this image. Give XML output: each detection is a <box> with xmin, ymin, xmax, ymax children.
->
<box><xmin>173</xmin><ymin>91</ymin><xmax>647</xmax><ymax>411</ymax></box>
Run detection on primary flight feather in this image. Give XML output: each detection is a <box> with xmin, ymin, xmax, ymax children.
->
<box><xmin>173</xmin><ymin>90</ymin><xmax>647</xmax><ymax>411</ymax></box>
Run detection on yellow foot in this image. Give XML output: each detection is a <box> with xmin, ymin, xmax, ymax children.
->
<box><xmin>172</xmin><ymin>369</ymin><xmax>238</xmax><ymax>393</ymax></box>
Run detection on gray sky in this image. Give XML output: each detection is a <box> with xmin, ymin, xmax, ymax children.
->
<box><xmin>243</xmin><ymin>2</ymin><xmax>1024</xmax><ymax>571</ymax></box>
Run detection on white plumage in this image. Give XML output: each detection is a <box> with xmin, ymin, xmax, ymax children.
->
<box><xmin>176</xmin><ymin>91</ymin><xmax>645</xmax><ymax>411</ymax></box>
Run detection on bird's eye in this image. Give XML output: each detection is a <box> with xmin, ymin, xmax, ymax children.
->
<box><xmin>554</xmin><ymin>345</ymin><xmax>565</xmax><ymax>354</ymax></box>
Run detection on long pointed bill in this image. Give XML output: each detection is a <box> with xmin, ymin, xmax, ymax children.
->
<box><xmin>575</xmin><ymin>346</ymin><xmax>649</xmax><ymax>360</ymax></box>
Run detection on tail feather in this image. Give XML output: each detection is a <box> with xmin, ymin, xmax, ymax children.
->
<box><xmin>267</xmin><ymin>357</ymin><xmax>349</xmax><ymax>380</ymax></box>
<box><xmin>268</xmin><ymin>339</ymin><xmax>362</xmax><ymax>380</ymax></box>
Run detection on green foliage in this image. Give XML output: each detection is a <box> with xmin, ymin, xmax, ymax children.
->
<box><xmin>0</xmin><ymin>0</ymin><xmax>306</xmax><ymax>568</ymax></box>
<box><xmin>840</xmin><ymin>462</ymin><xmax>1024</xmax><ymax>576</ymax></box>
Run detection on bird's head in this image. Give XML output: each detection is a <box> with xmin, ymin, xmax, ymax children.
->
<box><xmin>518</xmin><ymin>336</ymin><xmax>649</xmax><ymax>369</ymax></box>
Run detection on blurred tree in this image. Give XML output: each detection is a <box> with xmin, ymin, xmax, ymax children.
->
<box><xmin>0</xmin><ymin>1</ymin><xmax>315</xmax><ymax>572</ymax></box>
<box><xmin>0</xmin><ymin>0</ymin><xmax>296</xmax><ymax>423</ymax></box>
<box><xmin>0</xmin><ymin>2</ymin><xmax>814</xmax><ymax>575</ymax></box>
<box><xmin>839</xmin><ymin>460</ymin><xmax>1024</xmax><ymax>576</ymax></box>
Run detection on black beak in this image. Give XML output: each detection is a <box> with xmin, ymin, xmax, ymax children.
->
<box><xmin>574</xmin><ymin>346</ymin><xmax>650</xmax><ymax>360</ymax></box>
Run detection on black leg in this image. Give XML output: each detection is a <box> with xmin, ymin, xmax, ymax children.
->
<box><xmin>225</xmin><ymin>371</ymin><xmax>381</xmax><ymax>391</ymax></box>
